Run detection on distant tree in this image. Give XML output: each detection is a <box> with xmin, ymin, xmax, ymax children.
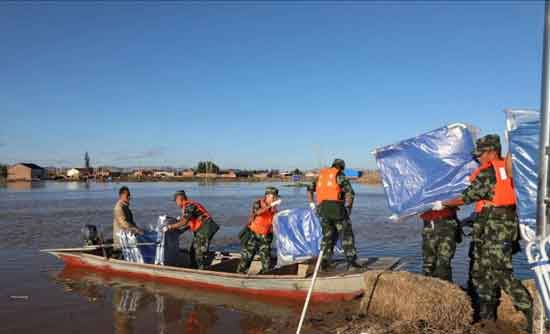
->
<box><xmin>292</xmin><ymin>168</ymin><xmax>303</xmax><ymax>175</ymax></box>
<box><xmin>0</xmin><ymin>164</ymin><xmax>7</xmax><ymax>179</ymax></box>
<box><xmin>84</xmin><ymin>152</ymin><xmax>91</xmax><ymax>170</ymax></box>
<box><xmin>195</xmin><ymin>161</ymin><xmax>220</xmax><ymax>174</ymax></box>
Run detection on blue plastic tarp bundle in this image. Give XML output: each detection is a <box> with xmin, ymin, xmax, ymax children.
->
<box><xmin>373</xmin><ymin>124</ymin><xmax>479</xmax><ymax>219</ymax></box>
<box><xmin>506</xmin><ymin>109</ymin><xmax>539</xmax><ymax>229</ymax></box>
<box><xmin>273</xmin><ymin>208</ymin><xmax>341</xmax><ymax>266</ymax></box>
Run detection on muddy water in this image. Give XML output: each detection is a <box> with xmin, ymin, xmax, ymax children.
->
<box><xmin>0</xmin><ymin>181</ymin><xmax>532</xmax><ymax>334</ymax></box>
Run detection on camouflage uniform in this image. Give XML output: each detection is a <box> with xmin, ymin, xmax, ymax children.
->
<box><xmin>421</xmin><ymin>213</ymin><xmax>459</xmax><ymax>282</ymax></box>
<box><xmin>237</xmin><ymin>197</ymin><xmax>275</xmax><ymax>274</ymax></box>
<box><xmin>461</xmin><ymin>165</ymin><xmax>532</xmax><ymax>321</ymax></box>
<box><xmin>308</xmin><ymin>171</ymin><xmax>358</xmax><ymax>266</ymax></box>
<box><xmin>182</xmin><ymin>202</ymin><xmax>219</xmax><ymax>269</ymax></box>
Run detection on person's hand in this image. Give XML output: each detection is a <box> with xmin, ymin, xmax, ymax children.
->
<box><xmin>309</xmin><ymin>202</ymin><xmax>316</xmax><ymax>210</ymax></box>
<box><xmin>432</xmin><ymin>201</ymin><xmax>444</xmax><ymax>211</ymax></box>
<box><xmin>270</xmin><ymin>199</ymin><xmax>282</xmax><ymax>207</ymax></box>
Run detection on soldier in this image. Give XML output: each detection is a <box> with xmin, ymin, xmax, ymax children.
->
<box><xmin>113</xmin><ymin>186</ymin><xmax>144</xmax><ymax>250</ymax></box>
<box><xmin>307</xmin><ymin>158</ymin><xmax>362</xmax><ymax>271</ymax></box>
<box><xmin>236</xmin><ymin>186</ymin><xmax>281</xmax><ymax>274</ymax></box>
<box><xmin>167</xmin><ymin>190</ymin><xmax>220</xmax><ymax>269</ymax></box>
<box><xmin>438</xmin><ymin>134</ymin><xmax>532</xmax><ymax>331</ymax></box>
<box><xmin>419</xmin><ymin>207</ymin><xmax>460</xmax><ymax>282</ymax></box>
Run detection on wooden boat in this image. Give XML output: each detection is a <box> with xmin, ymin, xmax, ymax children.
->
<box><xmin>43</xmin><ymin>247</ymin><xmax>402</xmax><ymax>303</ymax></box>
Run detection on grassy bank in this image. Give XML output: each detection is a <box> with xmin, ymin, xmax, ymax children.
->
<box><xmin>266</xmin><ymin>272</ymin><xmax>538</xmax><ymax>334</ymax></box>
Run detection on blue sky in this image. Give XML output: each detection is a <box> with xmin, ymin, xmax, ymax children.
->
<box><xmin>0</xmin><ymin>2</ymin><xmax>546</xmax><ymax>169</ymax></box>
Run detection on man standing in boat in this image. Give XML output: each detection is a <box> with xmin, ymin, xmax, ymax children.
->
<box><xmin>307</xmin><ymin>158</ymin><xmax>362</xmax><ymax>271</ymax></box>
<box><xmin>113</xmin><ymin>186</ymin><xmax>144</xmax><ymax>250</ymax></box>
<box><xmin>236</xmin><ymin>186</ymin><xmax>281</xmax><ymax>274</ymax></box>
<box><xmin>437</xmin><ymin>135</ymin><xmax>532</xmax><ymax>330</ymax></box>
<box><xmin>167</xmin><ymin>190</ymin><xmax>220</xmax><ymax>269</ymax></box>
<box><xmin>418</xmin><ymin>207</ymin><xmax>460</xmax><ymax>282</ymax></box>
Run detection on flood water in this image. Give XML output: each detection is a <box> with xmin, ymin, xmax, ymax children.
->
<box><xmin>0</xmin><ymin>181</ymin><xmax>533</xmax><ymax>334</ymax></box>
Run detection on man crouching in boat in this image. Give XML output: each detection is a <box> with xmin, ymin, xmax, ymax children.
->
<box><xmin>113</xmin><ymin>186</ymin><xmax>144</xmax><ymax>252</ymax></box>
<box><xmin>236</xmin><ymin>186</ymin><xmax>281</xmax><ymax>274</ymax></box>
<box><xmin>167</xmin><ymin>190</ymin><xmax>220</xmax><ymax>269</ymax></box>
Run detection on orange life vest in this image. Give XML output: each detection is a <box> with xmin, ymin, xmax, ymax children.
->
<box><xmin>316</xmin><ymin>167</ymin><xmax>342</xmax><ymax>204</ymax></box>
<box><xmin>181</xmin><ymin>200</ymin><xmax>211</xmax><ymax>232</ymax></box>
<box><xmin>468</xmin><ymin>158</ymin><xmax>516</xmax><ymax>212</ymax></box>
<box><xmin>249</xmin><ymin>199</ymin><xmax>276</xmax><ymax>235</ymax></box>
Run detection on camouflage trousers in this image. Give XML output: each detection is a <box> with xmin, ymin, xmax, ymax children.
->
<box><xmin>236</xmin><ymin>232</ymin><xmax>273</xmax><ymax>274</ymax></box>
<box><xmin>421</xmin><ymin>218</ymin><xmax>458</xmax><ymax>282</ymax></box>
<box><xmin>320</xmin><ymin>217</ymin><xmax>357</xmax><ymax>264</ymax></box>
<box><xmin>472</xmin><ymin>209</ymin><xmax>532</xmax><ymax>320</ymax></box>
<box><xmin>190</xmin><ymin>219</ymin><xmax>219</xmax><ymax>270</ymax></box>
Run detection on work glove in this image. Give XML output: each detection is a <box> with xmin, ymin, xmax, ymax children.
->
<box><xmin>270</xmin><ymin>199</ymin><xmax>282</xmax><ymax>207</ymax></box>
<box><xmin>309</xmin><ymin>202</ymin><xmax>316</xmax><ymax>210</ymax></box>
<box><xmin>432</xmin><ymin>200</ymin><xmax>444</xmax><ymax>211</ymax></box>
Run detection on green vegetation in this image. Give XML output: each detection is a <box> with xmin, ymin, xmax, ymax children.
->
<box><xmin>195</xmin><ymin>161</ymin><xmax>220</xmax><ymax>174</ymax></box>
<box><xmin>0</xmin><ymin>164</ymin><xmax>7</xmax><ymax>179</ymax></box>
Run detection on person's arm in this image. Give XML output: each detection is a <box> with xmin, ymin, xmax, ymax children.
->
<box><xmin>254</xmin><ymin>200</ymin><xmax>274</xmax><ymax>216</ymax></box>
<box><xmin>339</xmin><ymin>176</ymin><xmax>355</xmax><ymax>214</ymax></box>
<box><xmin>307</xmin><ymin>178</ymin><xmax>317</xmax><ymax>204</ymax></box>
<box><xmin>114</xmin><ymin>205</ymin><xmax>142</xmax><ymax>234</ymax></box>
<box><xmin>444</xmin><ymin>168</ymin><xmax>496</xmax><ymax>208</ymax></box>
<box><xmin>168</xmin><ymin>204</ymin><xmax>195</xmax><ymax>230</ymax></box>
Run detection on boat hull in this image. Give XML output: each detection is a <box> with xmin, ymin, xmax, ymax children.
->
<box><xmin>51</xmin><ymin>251</ymin><xmax>382</xmax><ymax>303</ymax></box>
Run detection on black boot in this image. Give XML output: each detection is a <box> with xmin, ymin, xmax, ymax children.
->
<box><xmin>346</xmin><ymin>260</ymin><xmax>365</xmax><ymax>272</ymax></box>
<box><xmin>522</xmin><ymin>308</ymin><xmax>533</xmax><ymax>334</ymax></box>
<box><xmin>479</xmin><ymin>303</ymin><xmax>497</xmax><ymax>321</ymax></box>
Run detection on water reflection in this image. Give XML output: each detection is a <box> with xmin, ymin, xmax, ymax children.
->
<box><xmin>6</xmin><ymin>181</ymin><xmax>46</xmax><ymax>191</ymax></box>
<box><xmin>54</xmin><ymin>267</ymin><xmax>293</xmax><ymax>334</ymax></box>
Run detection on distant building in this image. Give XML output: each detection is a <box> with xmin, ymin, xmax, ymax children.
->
<box><xmin>279</xmin><ymin>171</ymin><xmax>293</xmax><ymax>177</ymax></box>
<box><xmin>153</xmin><ymin>171</ymin><xmax>175</xmax><ymax>178</ymax></box>
<box><xmin>7</xmin><ymin>163</ymin><xmax>46</xmax><ymax>181</ymax></box>
<box><xmin>220</xmin><ymin>170</ymin><xmax>237</xmax><ymax>178</ymax></box>
<box><xmin>180</xmin><ymin>169</ymin><xmax>195</xmax><ymax>177</ymax></box>
<box><xmin>67</xmin><ymin>168</ymin><xmax>92</xmax><ymax>179</ymax></box>
<box><xmin>253</xmin><ymin>172</ymin><xmax>269</xmax><ymax>179</ymax></box>
<box><xmin>304</xmin><ymin>171</ymin><xmax>319</xmax><ymax>178</ymax></box>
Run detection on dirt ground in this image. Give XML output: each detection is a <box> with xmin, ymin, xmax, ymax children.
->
<box><xmin>267</xmin><ymin>272</ymin><xmax>542</xmax><ymax>334</ymax></box>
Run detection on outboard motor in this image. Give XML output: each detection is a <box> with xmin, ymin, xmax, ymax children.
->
<box><xmin>82</xmin><ymin>224</ymin><xmax>100</xmax><ymax>246</ymax></box>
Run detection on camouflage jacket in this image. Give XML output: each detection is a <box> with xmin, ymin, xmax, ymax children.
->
<box><xmin>308</xmin><ymin>173</ymin><xmax>355</xmax><ymax>207</ymax></box>
<box><xmin>461</xmin><ymin>167</ymin><xmax>496</xmax><ymax>205</ymax></box>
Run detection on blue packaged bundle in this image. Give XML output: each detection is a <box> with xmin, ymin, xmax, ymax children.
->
<box><xmin>373</xmin><ymin>124</ymin><xmax>478</xmax><ymax>219</ymax></box>
<box><xmin>273</xmin><ymin>208</ymin><xmax>341</xmax><ymax>266</ymax></box>
<box><xmin>506</xmin><ymin>109</ymin><xmax>539</xmax><ymax>229</ymax></box>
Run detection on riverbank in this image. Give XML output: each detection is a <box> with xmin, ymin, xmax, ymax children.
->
<box><xmin>267</xmin><ymin>272</ymin><xmax>538</xmax><ymax>334</ymax></box>
<box><xmin>47</xmin><ymin>175</ymin><xmax>382</xmax><ymax>185</ymax></box>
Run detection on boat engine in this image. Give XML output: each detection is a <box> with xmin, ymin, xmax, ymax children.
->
<box><xmin>82</xmin><ymin>224</ymin><xmax>101</xmax><ymax>246</ymax></box>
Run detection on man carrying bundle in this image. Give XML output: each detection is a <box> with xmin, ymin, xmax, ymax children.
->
<box><xmin>167</xmin><ymin>190</ymin><xmax>219</xmax><ymax>269</ymax></box>
<box><xmin>437</xmin><ymin>134</ymin><xmax>532</xmax><ymax>330</ymax></box>
<box><xmin>236</xmin><ymin>186</ymin><xmax>281</xmax><ymax>274</ymax></box>
<box><xmin>307</xmin><ymin>158</ymin><xmax>362</xmax><ymax>271</ymax></box>
<box><xmin>113</xmin><ymin>186</ymin><xmax>144</xmax><ymax>250</ymax></box>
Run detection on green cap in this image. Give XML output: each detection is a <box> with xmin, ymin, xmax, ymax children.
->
<box><xmin>173</xmin><ymin>190</ymin><xmax>187</xmax><ymax>200</ymax></box>
<box><xmin>332</xmin><ymin>158</ymin><xmax>346</xmax><ymax>170</ymax></box>
<box><xmin>472</xmin><ymin>134</ymin><xmax>501</xmax><ymax>156</ymax></box>
<box><xmin>265</xmin><ymin>186</ymin><xmax>279</xmax><ymax>197</ymax></box>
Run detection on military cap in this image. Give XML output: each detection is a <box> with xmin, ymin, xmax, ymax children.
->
<box><xmin>265</xmin><ymin>186</ymin><xmax>279</xmax><ymax>197</ymax></box>
<box><xmin>472</xmin><ymin>134</ymin><xmax>501</xmax><ymax>156</ymax></box>
<box><xmin>332</xmin><ymin>158</ymin><xmax>346</xmax><ymax>170</ymax></box>
<box><xmin>173</xmin><ymin>190</ymin><xmax>187</xmax><ymax>200</ymax></box>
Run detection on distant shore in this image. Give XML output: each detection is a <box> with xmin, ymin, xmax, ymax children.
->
<box><xmin>34</xmin><ymin>175</ymin><xmax>382</xmax><ymax>185</ymax></box>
